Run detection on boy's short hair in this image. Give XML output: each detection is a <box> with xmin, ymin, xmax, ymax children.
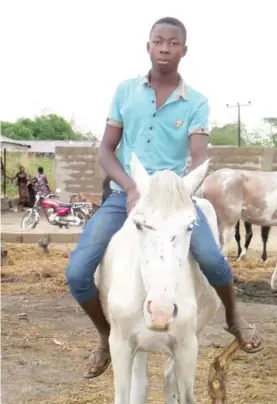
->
<box><xmin>150</xmin><ymin>17</ymin><xmax>187</xmax><ymax>42</ymax></box>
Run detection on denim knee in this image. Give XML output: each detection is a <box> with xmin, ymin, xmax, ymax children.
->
<box><xmin>65</xmin><ymin>245</ymin><xmax>100</xmax><ymax>302</ymax></box>
<box><xmin>190</xmin><ymin>202</ymin><xmax>233</xmax><ymax>287</ymax></box>
<box><xmin>65</xmin><ymin>192</ymin><xmax>127</xmax><ymax>303</ymax></box>
<box><xmin>198</xmin><ymin>254</ymin><xmax>233</xmax><ymax>286</ymax></box>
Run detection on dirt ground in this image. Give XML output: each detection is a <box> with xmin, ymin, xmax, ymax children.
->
<box><xmin>1</xmin><ymin>211</ymin><xmax>81</xmax><ymax>234</ymax></box>
<box><xmin>1</xmin><ymin>225</ymin><xmax>277</xmax><ymax>404</ymax></box>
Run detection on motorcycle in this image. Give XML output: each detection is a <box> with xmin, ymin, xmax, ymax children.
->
<box><xmin>21</xmin><ymin>189</ymin><xmax>90</xmax><ymax>230</ymax></box>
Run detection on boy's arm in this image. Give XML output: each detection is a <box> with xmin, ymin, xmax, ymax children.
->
<box><xmin>186</xmin><ymin>98</ymin><xmax>210</xmax><ymax>173</ymax></box>
<box><xmin>99</xmin><ymin>83</ymin><xmax>136</xmax><ymax>192</ymax></box>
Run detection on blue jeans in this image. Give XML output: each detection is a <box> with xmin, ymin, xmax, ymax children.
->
<box><xmin>65</xmin><ymin>192</ymin><xmax>233</xmax><ymax>303</ymax></box>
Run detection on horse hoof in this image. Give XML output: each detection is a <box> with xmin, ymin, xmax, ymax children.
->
<box><xmin>260</xmin><ymin>259</ymin><xmax>267</xmax><ymax>264</ymax></box>
<box><xmin>237</xmin><ymin>249</ymin><xmax>247</xmax><ymax>262</ymax></box>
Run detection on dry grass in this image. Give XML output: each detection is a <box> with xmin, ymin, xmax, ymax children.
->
<box><xmin>1</xmin><ymin>243</ymin><xmax>70</xmax><ymax>295</ymax></box>
<box><xmin>2</xmin><ymin>244</ymin><xmax>277</xmax><ymax>403</ymax></box>
<box><xmin>231</xmin><ymin>255</ymin><xmax>276</xmax><ymax>284</ymax></box>
<box><xmin>1</xmin><ymin>244</ymin><xmax>275</xmax><ymax>295</ymax></box>
<box><xmin>2</xmin><ymin>315</ymin><xmax>277</xmax><ymax>404</ymax></box>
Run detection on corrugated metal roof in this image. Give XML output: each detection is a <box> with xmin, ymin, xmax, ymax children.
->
<box><xmin>23</xmin><ymin>139</ymin><xmax>101</xmax><ymax>153</ymax></box>
<box><xmin>1</xmin><ymin>135</ymin><xmax>31</xmax><ymax>148</ymax></box>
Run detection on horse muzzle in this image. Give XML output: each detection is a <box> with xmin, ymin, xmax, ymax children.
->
<box><xmin>145</xmin><ymin>300</ymin><xmax>178</xmax><ymax>332</ymax></box>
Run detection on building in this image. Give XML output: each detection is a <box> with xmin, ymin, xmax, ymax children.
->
<box><xmin>1</xmin><ymin>136</ymin><xmax>32</xmax><ymax>152</ymax></box>
<box><xmin>23</xmin><ymin>139</ymin><xmax>100</xmax><ymax>154</ymax></box>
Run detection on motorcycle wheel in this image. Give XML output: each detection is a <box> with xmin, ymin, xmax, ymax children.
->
<box><xmin>72</xmin><ymin>209</ymin><xmax>88</xmax><ymax>229</ymax></box>
<box><xmin>21</xmin><ymin>209</ymin><xmax>39</xmax><ymax>229</ymax></box>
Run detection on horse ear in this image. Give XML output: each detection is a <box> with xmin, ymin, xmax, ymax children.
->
<box><xmin>130</xmin><ymin>152</ymin><xmax>150</xmax><ymax>193</ymax></box>
<box><xmin>183</xmin><ymin>159</ymin><xmax>210</xmax><ymax>195</ymax></box>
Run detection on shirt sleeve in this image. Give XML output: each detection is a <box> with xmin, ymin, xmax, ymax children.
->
<box><xmin>188</xmin><ymin>98</ymin><xmax>210</xmax><ymax>137</ymax></box>
<box><xmin>106</xmin><ymin>81</ymin><xmax>126</xmax><ymax>128</ymax></box>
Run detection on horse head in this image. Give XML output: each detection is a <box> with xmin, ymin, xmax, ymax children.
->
<box><xmin>128</xmin><ymin>152</ymin><xmax>210</xmax><ymax>332</ymax></box>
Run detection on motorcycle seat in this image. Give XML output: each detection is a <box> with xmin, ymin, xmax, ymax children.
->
<box><xmin>59</xmin><ymin>203</ymin><xmax>72</xmax><ymax>208</ymax></box>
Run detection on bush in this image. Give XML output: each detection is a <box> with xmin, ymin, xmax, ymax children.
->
<box><xmin>1</xmin><ymin>152</ymin><xmax>55</xmax><ymax>198</ymax></box>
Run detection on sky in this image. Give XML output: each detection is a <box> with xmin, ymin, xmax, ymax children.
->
<box><xmin>1</xmin><ymin>0</ymin><xmax>276</xmax><ymax>137</ymax></box>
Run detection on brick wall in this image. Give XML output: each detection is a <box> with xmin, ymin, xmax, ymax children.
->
<box><xmin>55</xmin><ymin>147</ymin><xmax>277</xmax><ymax>201</ymax></box>
<box><xmin>55</xmin><ymin>147</ymin><xmax>105</xmax><ymax>201</ymax></box>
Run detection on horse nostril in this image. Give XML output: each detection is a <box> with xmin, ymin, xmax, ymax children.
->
<box><xmin>147</xmin><ymin>300</ymin><xmax>152</xmax><ymax>314</ymax></box>
<box><xmin>173</xmin><ymin>303</ymin><xmax>178</xmax><ymax>318</ymax></box>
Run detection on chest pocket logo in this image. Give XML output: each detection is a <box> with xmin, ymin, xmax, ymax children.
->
<box><xmin>174</xmin><ymin>119</ymin><xmax>184</xmax><ymax>128</ymax></box>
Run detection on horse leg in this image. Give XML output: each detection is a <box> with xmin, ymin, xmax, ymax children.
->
<box><xmin>173</xmin><ymin>335</ymin><xmax>198</xmax><ymax>404</ymax></box>
<box><xmin>270</xmin><ymin>262</ymin><xmax>277</xmax><ymax>291</ymax></box>
<box><xmin>237</xmin><ymin>222</ymin><xmax>252</xmax><ymax>262</ymax></box>
<box><xmin>164</xmin><ymin>357</ymin><xmax>179</xmax><ymax>404</ymax></box>
<box><xmin>130</xmin><ymin>351</ymin><xmax>148</xmax><ymax>404</ymax></box>
<box><xmin>234</xmin><ymin>221</ymin><xmax>242</xmax><ymax>259</ymax></box>
<box><xmin>261</xmin><ymin>226</ymin><xmax>271</xmax><ymax>262</ymax></box>
<box><xmin>109</xmin><ymin>329</ymin><xmax>134</xmax><ymax>404</ymax></box>
<box><xmin>220</xmin><ymin>224</ymin><xmax>234</xmax><ymax>259</ymax></box>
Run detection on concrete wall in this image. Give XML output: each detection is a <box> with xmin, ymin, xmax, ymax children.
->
<box><xmin>207</xmin><ymin>147</ymin><xmax>277</xmax><ymax>172</ymax></box>
<box><xmin>55</xmin><ymin>147</ymin><xmax>277</xmax><ymax>201</ymax></box>
<box><xmin>55</xmin><ymin>147</ymin><xmax>105</xmax><ymax>201</ymax></box>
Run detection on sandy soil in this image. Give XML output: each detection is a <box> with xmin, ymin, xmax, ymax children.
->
<box><xmin>1</xmin><ymin>226</ymin><xmax>277</xmax><ymax>404</ymax></box>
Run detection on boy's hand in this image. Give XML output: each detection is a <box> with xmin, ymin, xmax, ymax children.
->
<box><xmin>126</xmin><ymin>185</ymin><xmax>140</xmax><ymax>215</ymax></box>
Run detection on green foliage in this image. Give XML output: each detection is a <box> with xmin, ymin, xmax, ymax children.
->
<box><xmin>263</xmin><ymin>117</ymin><xmax>277</xmax><ymax>127</ymax></box>
<box><xmin>1</xmin><ymin>114</ymin><xmax>82</xmax><ymax>141</ymax></box>
<box><xmin>1</xmin><ymin>122</ymin><xmax>33</xmax><ymax>140</ymax></box>
<box><xmin>1</xmin><ymin>152</ymin><xmax>55</xmax><ymax>197</ymax></box>
<box><xmin>210</xmin><ymin>118</ymin><xmax>277</xmax><ymax>147</ymax></box>
<box><xmin>210</xmin><ymin>123</ymin><xmax>246</xmax><ymax>146</ymax></box>
<box><xmin>263</xmin><ymin>117</ymin><xmax>277</xmax><ymax>147</ymax></box>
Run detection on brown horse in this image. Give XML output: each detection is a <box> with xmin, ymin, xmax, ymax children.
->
<box><xmin>195</xmin><ymin>168</ymin><xmax>277</xmax><ymax>258</ymax></box>
<box><xmin>69</xmin><ymin>176</ymin><xmax>112</xmax><ymax>217</ymax></box>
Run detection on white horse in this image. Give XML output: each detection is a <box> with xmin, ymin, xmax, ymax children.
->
<box><xmin>95</xmin><ymin>154</ymin><xmax>230</xmax><ymax>404</ymax></box>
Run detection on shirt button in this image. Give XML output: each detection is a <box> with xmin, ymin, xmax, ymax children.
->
<box><xmin>149</xmin><ymin>126</ymin><xmax>153</xmax><ymax>130</ymax></box>
<box><xmin>152</xmin><ymin>113</ymin><xmax>156</xmax><ymax>117</ymax></box>
<box><xmin>147</xmin><ymin>139</ymin><xmax>151</xmax><ymax>143</ymax></box>
<box><xmin>151</xmin><ymin>100</ymin><xmax>155</xmax><ymax>104</ymax></box>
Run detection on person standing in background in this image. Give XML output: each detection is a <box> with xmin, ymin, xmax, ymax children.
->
<box><xmin>32</xmin><ymin>166</ymin><xmax>50</xmax><ymax>195</ymax></box>
<box><xmin>10</xmin><ymin>166</ymin><xmax>29</xmax><ymax>211</ymax></box>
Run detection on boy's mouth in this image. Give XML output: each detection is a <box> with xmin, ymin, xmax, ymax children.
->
<box><xmin>157</xmin><ymin>60</ymin><xmax>170</xmax><ymax>65</ymax></box>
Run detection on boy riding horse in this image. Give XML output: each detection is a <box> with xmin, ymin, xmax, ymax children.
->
<box><xmin>66</xmin><ymin>17</ymin><xmax>263</xmax><ymax>379</ymax></box>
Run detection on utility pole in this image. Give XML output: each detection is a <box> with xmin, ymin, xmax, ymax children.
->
<box><xmin>226</xmin><ymin>101</ymin><xmax>251</xmax><ymax>146</ymax></box>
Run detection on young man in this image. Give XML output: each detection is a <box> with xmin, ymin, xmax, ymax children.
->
<box><xmin>66</xmin><ymin>17</ymin><xmax>263</xmax><ymax>379</ymax></box>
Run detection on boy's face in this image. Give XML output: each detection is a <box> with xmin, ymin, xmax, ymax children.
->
<box><xmin>147</xmin><ymin>23</ymin><xmax>187</xmax><ymax>73</ymax></box>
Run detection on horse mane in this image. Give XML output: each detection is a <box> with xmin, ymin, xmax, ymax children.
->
<box><xmin>138</xmin><ymin>170</ymin><xmax>195</xmax><ymax>218</ymax></box>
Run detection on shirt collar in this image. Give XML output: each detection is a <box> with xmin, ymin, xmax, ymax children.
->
<box><xmin>142</xmin><ymin>72</ymin><xmax>188</xmax><ymax>100</ymax></box>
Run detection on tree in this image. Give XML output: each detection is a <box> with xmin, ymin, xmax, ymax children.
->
<box><xmin>1</xmin><ymin>121</ymin><xmax>34</xmax><ymax>140</ymax></box>
<box><xmin>209</xmin><ymin>123</ymin><xmax>247</xmax><ymax>146</ymax></box>
<box><xmin>243</xmin><ymin>118</ymin><xmax>277</xmax><ymax>147</ymax></box>
<box><xmin>263</xmin><ymin>117</ymin><xmax>277</xmax><ymax>147</ymax></box>
<box><xmin>1</xmin><ymin>114</ymin><xmax>86</xmax><ymax>141</ymax></box>
<box><xmin>210</xmin><ymin>118</ymin><xmax>277</xmax><ymax>147</ymax></box>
